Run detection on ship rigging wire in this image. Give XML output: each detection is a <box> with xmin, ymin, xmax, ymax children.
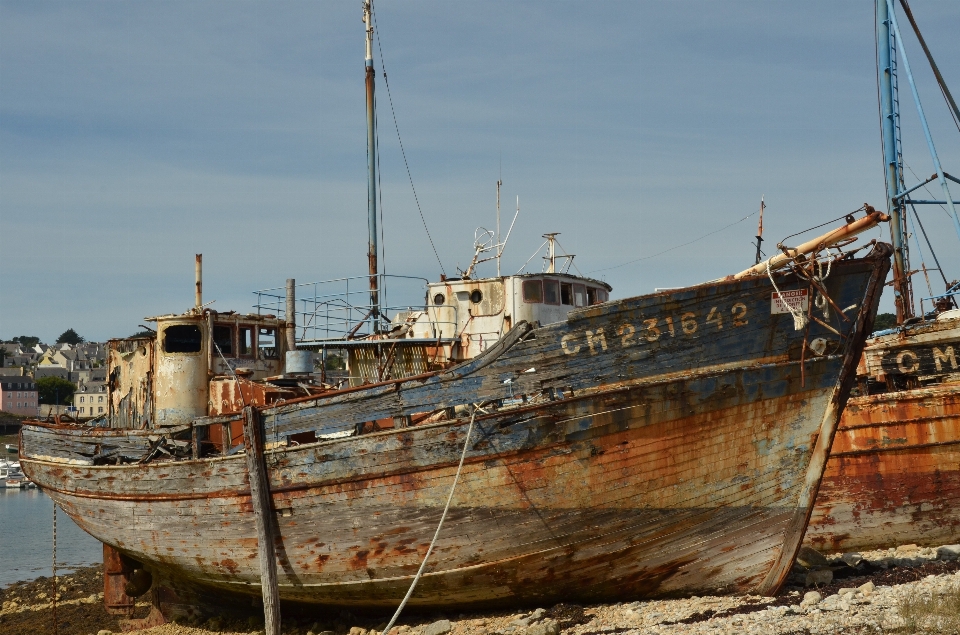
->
<box><xmin>372</xmin><ymin>6</ymin><xmax>446</xmax><ymax>276</ymax></box>
<box><xmin>588</xmin><ymin>210</ymin><xmax>759</xmax><ymax>273</ymax></box>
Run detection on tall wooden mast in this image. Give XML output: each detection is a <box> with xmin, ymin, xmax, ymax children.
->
<box><xmin>364</xmin><ymin>0</ymin><xmax>380</xmax><ymax>325</ymax></box>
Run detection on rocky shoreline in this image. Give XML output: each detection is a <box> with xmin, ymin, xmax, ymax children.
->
<box><xmin>2</xmin><ymin>543</ymin><xmax>958</xmax><ymax>635</ymax></box>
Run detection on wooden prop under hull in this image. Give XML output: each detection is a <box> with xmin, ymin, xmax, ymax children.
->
<box><xmin>21</xmin><ymin>248</ymin><xmax>890</xmax><ymax>612</ymax></box>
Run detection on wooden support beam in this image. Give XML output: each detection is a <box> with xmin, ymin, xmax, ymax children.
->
<box><xmin>242</xmin><ymin>406</ymin><xmax>281</xmax><ymax>635</ymax></box>
<box><xmin>190</xmin><ymin>424</ymin><xmax>200</xmax><ymax>460</ymax></box>
<box><xmin>221</xmin><ymin>423</ymin><xmax>230</xmax><ymax>456</ymax></box>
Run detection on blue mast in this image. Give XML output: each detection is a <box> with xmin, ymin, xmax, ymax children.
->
<box><xmin>877</xmin><ymin>0</ymin><xmax>911</xmax><ymax>321</ymax></box>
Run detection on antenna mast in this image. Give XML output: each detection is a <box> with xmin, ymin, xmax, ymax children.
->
<box><xmin>496</xmin><ymin>180</ymin><xmax>502</xmax><ymax>276</ymax></box>
<box><xmin>363</xmin><ymin>0</ymin><xmax>380</xmax><ymax>325</ymax></box>
<box><xmin>754</xmin><ymin>196</ymin><xmax>765</xmax><ymax>265</ymax></box>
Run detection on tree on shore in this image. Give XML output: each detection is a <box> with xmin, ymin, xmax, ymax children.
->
<box><xmin>56</xmin><ymin>329</ymin><xmax>85</xmax><ymax>345</ymax></box>
<box><xmin>36</xmin><ymin>377</ymin><xmax>77</xmax><ymax>405</ymax></box>
<box><xmin>873</xmin><ymin>313</ymin><xmax>896</xmax><ymax>331</ymax></box>
<box><xmin>3</xmin><ymin>335</ymin><xmax>41</xmax><ymax>347</ymax></box>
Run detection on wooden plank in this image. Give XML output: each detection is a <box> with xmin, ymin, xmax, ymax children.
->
<box><xmin>242</xmin><ymin>406</ymin><xmax>281</xmax><ymax>635</ymax></box>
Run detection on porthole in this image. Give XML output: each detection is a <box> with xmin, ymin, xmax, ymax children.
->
<box><xmin>470</xmin><ymin>290</ymin><xmax>483</xmax><ymax>304</ymax></box>
<box><xmin>433</xmin><ymin>293</ymin><xmax>446</xmax><ymax>305</ymax></box>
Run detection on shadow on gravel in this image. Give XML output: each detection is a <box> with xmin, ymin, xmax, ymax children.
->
<box><xmin>659</xmin><ymin>559</ymin><xmax>960</xmax><ymax>628</ymax></box>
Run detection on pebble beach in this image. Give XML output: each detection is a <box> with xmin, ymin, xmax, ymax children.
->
<box><xmin>2</xmin><ymin>543</ymin><xmax>959</xmax><ymax>635</ymax></box>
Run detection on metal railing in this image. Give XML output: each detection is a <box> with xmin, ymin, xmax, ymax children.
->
<box><xmin>919</xmin><ymin>280</ymin><xmax>960</xmax><ymax>317</ymax></box>
<box><xmin>253</xmin><ymin>273</ymin><xmax>458</xmax><ymax>345</ymax></box>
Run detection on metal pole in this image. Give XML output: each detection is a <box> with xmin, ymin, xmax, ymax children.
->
<box><xmin>886</xmin><ymin>0</ymin><xmax>960</xmax><ymax>244</ymax></box>
<box><xmin>496</xmin><ymin>180</ymin><xmax>502</xmax><ymax>277</ymax></box>
<box><xmin>898</xmin><ymin>0</ymin><xmax>960</xmax><ymax>129</ymax></box>
<box><xmin>285</xmin><ymin>279</ymin><xmax>296</xmax><ymax>353</ymax></box>
<box><xmin>195</xmin><ymin>254</ymin><xmax>202</xmax><ymax>309</ymax></box>
<box><xmin>878</xmin><ymin>0</ymin><xmax>912</xmax><ymax>321</ymax></box>
<box><xmin>363</xmin><ymin>0</ymin><xmax>380</xmax><ymax>325</ymax></box>
<box><xmin>754</xmin><ymin>196</ymin><xmax>765</xmax><ymax>265</ymax></box>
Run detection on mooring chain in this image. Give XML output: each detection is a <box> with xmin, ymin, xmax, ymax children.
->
<box><xmin>52</xmin><ymin>500</ymin><xmax>59</xmax><ymax>635</ymax></box>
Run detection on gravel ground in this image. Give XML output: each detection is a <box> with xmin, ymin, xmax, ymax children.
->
<box><xmin>3</xmin><ymin>543</ymin><xmax>959</xmax><ymax>635</ymax></box>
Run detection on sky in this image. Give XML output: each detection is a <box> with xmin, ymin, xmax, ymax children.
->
<box><xmin>2</xmin><ymin>0</ymin><xmax>959</xmax><ymax>344</ymax></box>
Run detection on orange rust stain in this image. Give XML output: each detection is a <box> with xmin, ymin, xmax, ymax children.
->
<box><xmin>350</xmin><ymin>550</ymin><xmax>369</xmax><ymax>569</ymax></box>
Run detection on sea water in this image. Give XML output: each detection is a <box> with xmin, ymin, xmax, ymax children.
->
<box><xmin>0</xmin><ymin>488</ymin><xmax>102</xmax><ymax>587</ymax></box>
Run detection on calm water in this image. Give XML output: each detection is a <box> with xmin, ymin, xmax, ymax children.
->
<box><xmin>0</xmin><ymin>488</ymin><xmax>103</xmax><ymax>587</ymax></box>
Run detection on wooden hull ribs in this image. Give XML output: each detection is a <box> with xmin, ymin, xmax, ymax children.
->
<box><xmin>21</xmin><ymin>249</ymin><xmax>889</xmax><ymax>610</ymax></box>
<box><xmin>807</xmin><ymin>316</ymin><xmax>960</xmax><ymax>553</ymax></box>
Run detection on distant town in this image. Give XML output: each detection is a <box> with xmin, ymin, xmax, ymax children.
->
<box><xmin>1</xmin><ymin>329</ymin><xmax>111</xmax><ymax>420</ymax></box>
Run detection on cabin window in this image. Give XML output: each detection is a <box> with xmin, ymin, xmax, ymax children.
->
<box><xmin>238</xmin><ymin>327</ymin><xmax>254</xmax><ymax>357</ymax></box>
<box><xmin>163</xmin><ymin>324</ymin><xmax>203</xmax><ymax>354</ymax></box>
<box><xmin>587</xmin><ymin>287</ymin><xmax>597</xmax><ymax>305</ymax></box>
<box><xmin>543</xmin><ymin>279</ymin><xmax>560</xmax><ymax>305</ymax></box>
<box><xmin>573</xmin><ymin>284</ymin><xmax>586</xmax><ymax>307</ymax></box>
<box><xmin>258</xmin><ymin>327</ymin><xmax>279</xmax><ymax>359</ymax></box>
<box><xmin>470</xmin><ymin>290</ymin><xmax>483</xmax><ymax>304</ymax></box>
<box><xmin>433</xmin><ymin>293</ymin><xmax>445</xmax><ymax>305</ymax></box>
<box><xmin>561</xmin><ymin>283</ymin><xmax>573</xmax><ymax>305</ymax></box>
<box><xmin>213</xmin><ymin>325</ymin><xmax>234</xmax><ymax>355</ymax></box>
<box><xmin>522</xmin><ymin>280</ymin><xmax>543</xmax><ymax>303</ymax></box>
<box><xmin>598</xmin><ymin>289</ymin><xmax>609</xmax><ymax>303</ymax></box>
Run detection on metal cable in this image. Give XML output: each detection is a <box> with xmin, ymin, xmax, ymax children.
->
<box><xmin>372</xmin><ymin>6</ymin><xmax>445</xmax><ymax>276</ymax></box>
<box><xmin>778</xmin><ymin>207</ymin><xmax>867</xmax><ymax>245</ymax></box>
<box><xmin>588</xmin><ymin>210</ymin><xmax>758</xmax><ymax>274</ymax></box>
<box><xmin>380</xmin><ymin>405</ymin><xmax>481</xmax><ymax>635</ymax></box>
<box><xmin>910</xmin><ymin>200</ymin><xmax>950</xmax><ymax>287</ymax></box>
<box><xmin>374</xmin><ymin>79</ymin><xmax>388</xmax><ymax>327</ymax></box>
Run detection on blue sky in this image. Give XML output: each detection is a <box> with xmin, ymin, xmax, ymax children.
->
<box><xmin>2</xmin><ymin>0</ymin><xmax>958</xmax><ymax>343</ymax></box>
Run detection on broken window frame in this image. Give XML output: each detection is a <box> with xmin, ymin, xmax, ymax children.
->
<box><xmin>522</xmin><ymin>279</ymin><xmax>544</xmax><ymax>304</ymax></box>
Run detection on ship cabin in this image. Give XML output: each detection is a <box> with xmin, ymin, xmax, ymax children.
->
<box><xmin>106</xmin><ymin>310</ymin><xmax>290</xmax><ymax>429</ymax></box>
<box><xmin>408</xmin><ymin>273</ymin><xmax>612</xmax><ymax>360</ymax></box>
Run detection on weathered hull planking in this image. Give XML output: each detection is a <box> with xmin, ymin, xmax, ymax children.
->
<box><xmin>806</xmin><ymin>316</ymin><xmax>960</xmax><ymax>553</ymax></box>
<box><xmin>22</xmin><ymin>250</ymin><xmax>889</xmax><ymax>610</ymax></box>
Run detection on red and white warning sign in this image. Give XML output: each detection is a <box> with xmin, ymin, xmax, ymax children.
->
<box><xmin>771</xmin><ymin>288</ymin><xmax>809</xmax><ymax>314</ymax></box>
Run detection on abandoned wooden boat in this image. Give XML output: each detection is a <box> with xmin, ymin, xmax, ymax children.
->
<box><xmin>804</xmin><ymin>0</ymin><xmax>960</xmax><ymax>554</ymax></box>
<box><xmin>20</xmin><ymin>227</ymin><xmax>891</xmax><ymax>616</ymax></box>
<box><xmin>18</xmin><ymin>1</ymin><xmax>895</xmax><ymax>623</ymax></box>
<box><xmin>806</xmin><ymin>312</ymin><xmax>960</xmax><ymax>553</ymax></box>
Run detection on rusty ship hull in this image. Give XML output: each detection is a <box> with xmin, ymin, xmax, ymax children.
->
<box><xmin>21</xmin><ymin>250</ymin><xmax>889</xmax><ymax>610</ymax></box>
<box><xmin>806</xmin><ymin>315</ymin><xmax>960</xmax><ymax>553</ymax></box>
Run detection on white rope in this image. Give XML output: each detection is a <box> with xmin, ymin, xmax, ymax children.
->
<box><xmin>814</xmin><ymin>256</ymin><xmax>832</xmax><ymax>318</ymax></box>
<box><xmin>380</xmin><ymin>406</ymin><xmax>481</xmax><ymax>635</ymax></box>
<box><xmin>767</xmin><ymin>259</ymin><xmax>808</xmax><ymax>331</ymax></box>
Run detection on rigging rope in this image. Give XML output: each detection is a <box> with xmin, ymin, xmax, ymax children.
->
<box><xmin>588</xmin><ymin>210</ymin><xmax>758</xmax><ymax>274</ymax></box>
<box><xmin>380</xmin><ymin>405</ymin><xmax>481</xmax><ymax>635</ymax></box>
<box><xmin>372</xmin><ymin>6</ymin><xmax>446</xmax><ymax>276</ymax></box>
<box><xmin>767</xmin><ymin>259</ymin><xmax>808</xmax><ymax>331</ymax></box>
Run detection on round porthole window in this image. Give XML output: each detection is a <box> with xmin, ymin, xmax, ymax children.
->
<box><xmin>433</xmin><ymin>293</ymin><xmax>446</xmax><ymax>305</ymax></box>
<box><xmin>470</xmin><ymin>290</ymin><xmax>483</xmax><ymax>304</ymax></box>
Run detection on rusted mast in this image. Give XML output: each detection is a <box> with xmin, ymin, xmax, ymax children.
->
<box><xmin>195</xmin><ymin>254</ymin><xmax>202</xmax><ymax>308</ymax></box>
<box><xmin>754</xmin><ymin>197</ymin><xmax>764</xmax><ymax>265</ymax></box>
<box><xmin>285</xmin><ymin>279</ymin><xmax>296</xmax><ymax>353</ymax></box>
<box><xmin>363</xmin><ymin>0</ymin><xmax>380</xmax><ymax>328</ymax></box>
<box><xmin>878</xmin><ymin>0</ymin><xmax>912</xmax><ymax>321</ymax></box>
